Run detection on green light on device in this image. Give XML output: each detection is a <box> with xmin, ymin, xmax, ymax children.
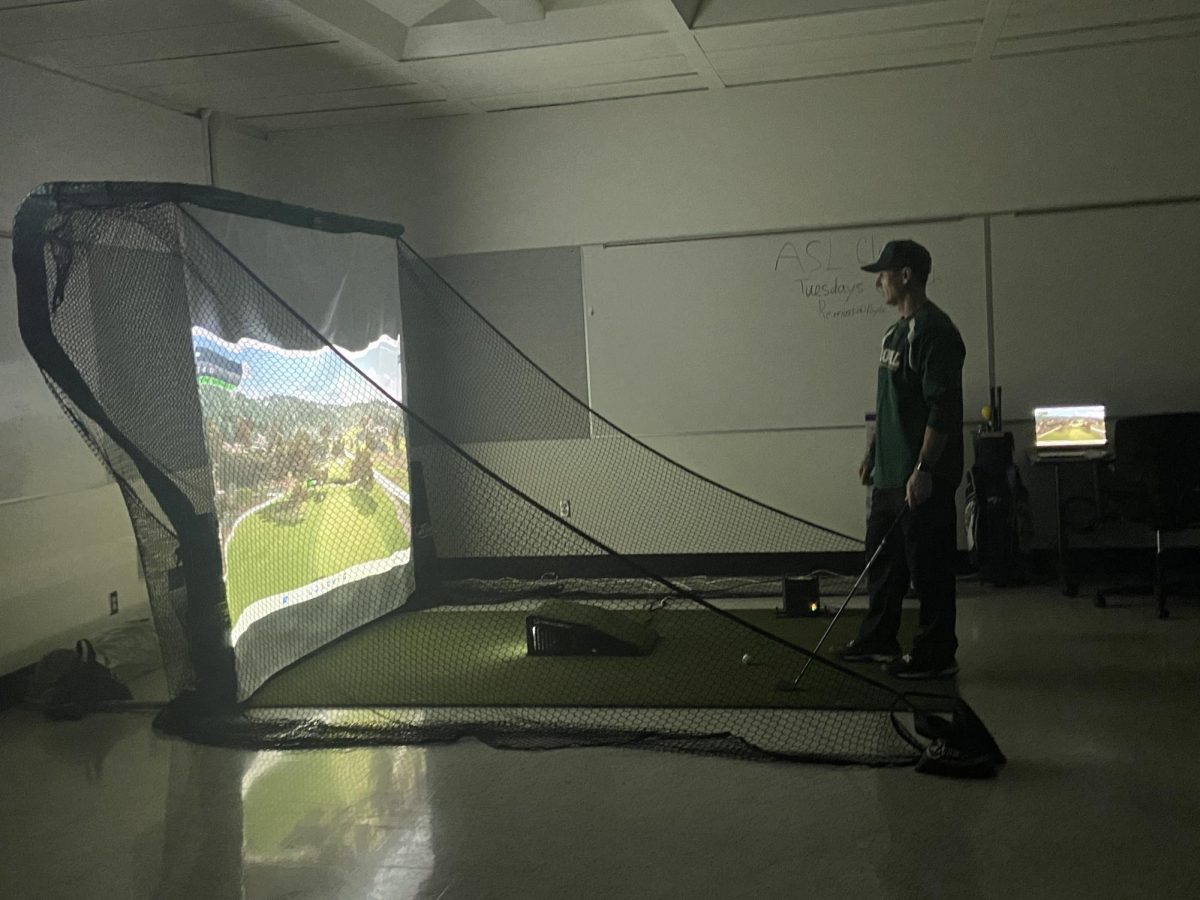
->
<box><xmin>778</xmin><ymin>575</ymin><xmax>823</xmax><ymax>618</ymax></box>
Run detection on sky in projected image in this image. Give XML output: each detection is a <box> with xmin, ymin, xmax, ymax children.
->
<box><xmin>191</xmin><ymin>327</ymin><xmax>403</xmax><ymax>403</ymax></box>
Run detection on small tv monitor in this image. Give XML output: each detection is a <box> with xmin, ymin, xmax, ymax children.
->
<box><xmin>1033</xmin><ymin>405</ymin><xmax>1107</xmax><ymax>449</ymax></box>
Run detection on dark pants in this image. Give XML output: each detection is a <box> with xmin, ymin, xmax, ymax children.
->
<box><xmin>856</xmin><ymin>486</ymin><xmax>958</xmax><ymax>664</ymax></box>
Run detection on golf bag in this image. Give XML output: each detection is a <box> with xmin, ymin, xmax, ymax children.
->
<box><xmin>966</xmin><ymin>432</ymin><xmax>1029</xmax><ymax>586</ymax></box>
<box><xmin>30</xmin><ymin>639</ymin><xmax>132</xmax><ymax>720</ymax></box>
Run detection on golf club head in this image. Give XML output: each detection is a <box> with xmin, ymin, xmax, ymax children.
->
<box><xmin>774</xmin><ymin>676</ymin><xmax>807</xmax><ymax>692</ymax></box>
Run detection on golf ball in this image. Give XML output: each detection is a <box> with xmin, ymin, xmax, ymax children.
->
<box><xmin>741</xmin><ymin>653</ymin><xmax>753</xmax><ymax>666</ymax></box>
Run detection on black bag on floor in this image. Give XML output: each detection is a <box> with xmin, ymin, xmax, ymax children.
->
<box><xmin>30</xmin><ymin>639</ymin><xmax>132</xmax><ymax>720</ymax></box>
<box><xmin>913</xmin><ymin>700</ymin><xmax>1007</xmax><ymax>779</ymax></box>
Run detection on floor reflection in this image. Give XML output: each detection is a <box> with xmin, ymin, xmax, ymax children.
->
<box><xmin>156</xmin><ymin>739</ymin><xmax>435</xmax><ymax>899</ymax></box>
<box><xmin>243</xmin><ymin>746</ymin><xmax>435</xmax><ymax>898</ymax></box>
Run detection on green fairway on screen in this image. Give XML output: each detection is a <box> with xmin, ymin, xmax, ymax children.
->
<box><xmin>191</xmin><ymin>327</ymin><xmax>413</xmax><ymax>642</ymax></box>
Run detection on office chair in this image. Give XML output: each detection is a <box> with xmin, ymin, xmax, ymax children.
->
<box><xmin>1094</xmin><ymin>413</ymin><xmax>1200</xmax><ymax>618</ymax></box>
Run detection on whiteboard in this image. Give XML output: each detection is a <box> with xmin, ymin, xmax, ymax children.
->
<box><xmin>430</xmin><ymin>246</ymin><xmax>587</xmax><ymax>407</ymax></box>
<box><xmin>583</xmin><ymin>219</ymin><xmax>989</xmax><ymax>434</ymax></box>
<box><xmin>992</xmin><ymin>201</ymin><xmax>1200</xmax><ymax>420</ymax></box>
<box><xmin>429</xmin><ymin>246</ymin><xmax>590</xmax><ymax>440</ymax></box>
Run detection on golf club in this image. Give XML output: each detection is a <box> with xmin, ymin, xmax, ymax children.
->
<box><xmin>776</xmin><ymin>503</ymin><xmax>909</xmax><ymax>692</ymax></box>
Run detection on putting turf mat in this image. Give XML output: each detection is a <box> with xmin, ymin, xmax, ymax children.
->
<box><xmin>247</xmin><ymin>605</ymin><xmax>957</xmax><ymax>711</ymax></box>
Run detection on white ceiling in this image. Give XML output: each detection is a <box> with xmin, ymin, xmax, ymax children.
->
<box><xmin>2</xmin><ymin>0</ymin><xmax>1198</xmax><ymax>133</ymax></box>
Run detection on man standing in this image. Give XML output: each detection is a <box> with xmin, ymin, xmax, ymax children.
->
<box><xmin>836</xmin><ymin>239</ymin><xmax>966</xmax><ymax>678</ymax></box>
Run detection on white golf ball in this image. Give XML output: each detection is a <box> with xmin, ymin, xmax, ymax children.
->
<box><xmin>741</xmin><ymin>653</ymin><xmax>753</xmax><ymax>666</ymax></box>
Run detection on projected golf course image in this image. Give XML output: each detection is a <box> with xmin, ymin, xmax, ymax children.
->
<box><xmin>1034</xmin><ymin>405</ymin><xmax>1107</xmax><ymax>447</ymax></box>
<box><xmin>192</xmin><ymin>328</ymin><xmax>412</xmax><ymax>636</ymax></box>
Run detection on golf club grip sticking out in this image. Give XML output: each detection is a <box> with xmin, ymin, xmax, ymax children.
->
<box><xmin>781</xmin><ymin>504</ymin><xmax>909</xmax><ymax>690</ymax></box>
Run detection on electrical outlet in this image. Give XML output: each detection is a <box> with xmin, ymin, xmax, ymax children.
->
<box><xmin>559</xmin><ymin>499</ymin><xmax>571</xmax><ymax>518</ymax></box>
<box><xmin>109</xmin><ymin>591</ymin><xmax>119</xmax><ymax>616</ymax></box>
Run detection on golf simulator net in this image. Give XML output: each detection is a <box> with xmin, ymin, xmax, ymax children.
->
<box><xmin>14</xmin><ymin>182</ymin><xmax>970</xmax><ymax>765</ymax></box>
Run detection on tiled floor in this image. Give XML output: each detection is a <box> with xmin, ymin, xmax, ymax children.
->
<box><xmin>2</xmin><ymin>582</ymin><xmax>1198</xmax><ymax>899</ymax></box>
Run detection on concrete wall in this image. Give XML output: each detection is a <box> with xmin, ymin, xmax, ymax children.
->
<box><xmin>0</xmin><ymin>56</ymin><xmax>266</xmax><ymax>671</ymax></box>
<box><xmin>242</xmin><ymin>36</ymin><xmax>1200</xmax><ymax>552</ymax></box>
<box><xmin>247</xmin><ymin>37</ymin><xmax>1200</xmax><ymax>256</ymax></box>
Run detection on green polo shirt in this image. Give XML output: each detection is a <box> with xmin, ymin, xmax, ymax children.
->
<box><xmin>872</xmin><ymin>300</ymin><xmax>966</xmax><ymax>490</ymax></box>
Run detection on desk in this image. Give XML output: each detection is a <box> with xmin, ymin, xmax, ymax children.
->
<box><xmin>1027</xmin><ymin>449</ymin><xmax>1109</xmax><ymax>596</ymax></box>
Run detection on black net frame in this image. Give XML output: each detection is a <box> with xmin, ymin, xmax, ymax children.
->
<box><xmin>12</xmin><ymin>182</ymin><xmax>985</xmax><ymax>766</ymax></box>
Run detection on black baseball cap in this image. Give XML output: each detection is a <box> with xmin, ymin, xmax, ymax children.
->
<box><xmin>861</xmin><ymin>239</ymin><xmax>932</xmax><ymax>280</ymax></box>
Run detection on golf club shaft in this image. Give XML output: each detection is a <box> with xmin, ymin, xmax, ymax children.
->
<box><xmin>790</xmin><ymin>504</ymin><xmax>908</xmax><ymax>684</ymax></box>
